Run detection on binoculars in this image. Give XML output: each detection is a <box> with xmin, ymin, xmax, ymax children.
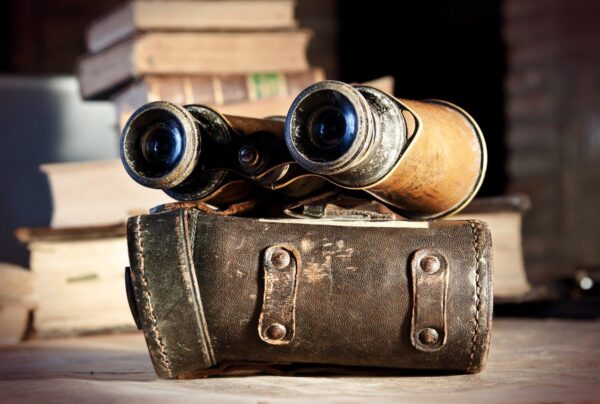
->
<box><xmin>121</xmin><ymin>80</ymin><xmax>486</xmax><ymax>219</ymax></box>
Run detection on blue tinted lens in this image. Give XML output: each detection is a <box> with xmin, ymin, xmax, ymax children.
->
<box><xmin>310</xmin><ymin>108</ymin><xmax>350</xmax><ymax>148</ymax></box>
<box><xmin>305</xmin><ymin>93</ymin><xmax>357</xmax><ymax>157</ymax></box>
<box><xmin>141</xmin><ymin>121</ymin><xmax>184</xmax><ymax>172</ymax></box>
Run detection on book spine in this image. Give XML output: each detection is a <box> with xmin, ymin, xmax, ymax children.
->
<box><xmin>147</xmin><ymin>70</ymin><xmax>324</xmax><ymax>105</ymax></box>
<box><xmin>114</xmin><ymin>69</ymin><xmax>324</xmax><ymax>129</ymax></box>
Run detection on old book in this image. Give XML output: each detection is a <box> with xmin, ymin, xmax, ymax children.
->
<box><xmin>87</xmin><ymin>0</ymin><xmax>297</xmax><ymax>53</ymax></box>
<box><xmin>78</xmin><ymin>31</ymin><xmax>312</xmax><ymax>99</ymax></box>
<box><xmin>0</xmin><ymin>264</ymin><xmax>36</xmax><ymax>345</ymax></box>
<box><xmin>452</xmin><ymin>194</ymin><xmax>531</xmax><ymax>301</ymax></box>
<box><xmin>356</xmin><ymin>75</ymin><xmax>394</xmax><ymax>94</ymax></box>
<box><xmin>216</xmin><ymin>95</ymin><xmax>299</xmax><ymax>118</ymax></box>
<box><xmin>16</xmin><ymin>226</ymin><xmax>133</xmax><ymax>337</ymax></box>
<box><xmin>41</xmin><ymin>160</ymin><xmax>172</xmax><ymax>228</ymax></box>
<box><xmin>116</xmin><ymin>75</ymin><xmax>394</xmax><ymax>123</ymax></box>
<box><xmin>113</xmin><ymin>69</ymin><xmax>325</xmax><ymax>129</ymax></box>
<box><xmin>207</xmin><ymin>75</ymin><xmax>397</xmax><ymax>118</ymax></box>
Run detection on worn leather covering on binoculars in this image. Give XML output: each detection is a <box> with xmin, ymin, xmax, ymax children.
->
<box><xmin>125</xmin><ymin>208</ymin><xmax>493</xmax><ymax>379</ymax></box>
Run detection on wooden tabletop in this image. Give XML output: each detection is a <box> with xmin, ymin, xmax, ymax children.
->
<box><xmin>0</xmin><ymin>318</ymin><xmax>599</xmax><ymax>402</ymax></box>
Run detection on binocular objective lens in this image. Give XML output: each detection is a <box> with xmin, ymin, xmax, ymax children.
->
<box><xmin>140</xmin><ymin>121</ymin><xmax>184</xmax><ymax>173</ymax></box>
<box><xmin>309</xmin><ymin>107</ymin><xmax>348</xmax><ymax>149</ymax></box>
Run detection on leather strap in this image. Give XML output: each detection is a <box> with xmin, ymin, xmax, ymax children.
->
<box><xmin>258</xmin><ymin>245</ymin><xmax>301</xmax><ymax>345</ymax></box>
<box><xmin>410</xmin><ymin>248</ymin><xmax>449</xmax><ymax>352</ymax></box>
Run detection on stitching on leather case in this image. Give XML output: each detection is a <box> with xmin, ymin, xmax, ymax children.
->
<box><xmin>135</xmin><ymin>215</ymin><xmax>172</xmax><ymax>377</ymax></box>
<box><xmin>467</xmin><ymin>220</ymin><xmax>483</xmax><ymax>372</ymax></box>
<box><xmin>180</xmin><ymin>210</ymin><xmax>217</xmax><ymax>366</ymax></box>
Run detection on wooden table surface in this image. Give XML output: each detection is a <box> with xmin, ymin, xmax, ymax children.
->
<box><xmin>0</xmin><ymin>318</ymin><xmax>599</xmax><ymax>403</ymax></box>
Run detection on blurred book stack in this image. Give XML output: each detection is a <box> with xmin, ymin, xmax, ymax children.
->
<box><xmin>16</xmin><ymin>161</ymin><xmax>145</xmax><ymax>336</ymax></box>
<box><xmin>17</xmin><ymin>160</ymin><xmax>167</xmax><ymax>336</ymax></box>
<box><xmin>0</xmin><ymin>264</ymin><xmax>35</xmax><ymax>345</ymax></box>
<box><xmin>15</xmin><ymin>0</ymin><xmax>328</xmax><ymax>338</ymax></box>
<box><xmin>15</xmin><ymin>225</ymin><xmax>132</xmax><ymax>337</ymax></box>
<box><xmin>78</xmin><ymin>0</ymin><xmax>325</xmax><ymax>129</ymax></box>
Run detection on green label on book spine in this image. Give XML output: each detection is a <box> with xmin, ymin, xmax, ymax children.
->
<box><xmin>248</xmin><ymin>73</ymin><xmax>287</xmax><ymax>100</ymax></box>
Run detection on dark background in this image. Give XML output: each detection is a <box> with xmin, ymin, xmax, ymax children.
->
<box><xmin>338</xmin><ymin>1</ymin><xmax>506</xmax><ymax>196</ymax></box>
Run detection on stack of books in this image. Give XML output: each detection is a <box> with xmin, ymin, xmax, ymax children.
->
<box><xmin>16</xmin><ymin>223</ymin><xmax>131</xmax><ymax>337</ymax></box>
<box><xmin>19</xmin><ymin>160</ymin><xmax>171</xmax><ymax>337</ymax></box>
<box><xmin>19</xmin><ymin>0</ymin><xmax>330</xmax><ymax>337</ymax></box>
<box><xmin>78</xmin><ymin>0</ymin><xmax>325</xmax><ymax>129</ymax></box>
<box><xmin>0</xmin><ymin>263</ymin><xmax>35</xmax><ymax>345</ymax></box>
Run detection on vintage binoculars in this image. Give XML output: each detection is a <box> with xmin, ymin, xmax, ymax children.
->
<box><xmin>120</xmin><ymin>80</ymin><xmax>487</xmax><ymax>219</ymax></box>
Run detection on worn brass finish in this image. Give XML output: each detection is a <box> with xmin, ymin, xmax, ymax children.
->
<box><xmin>285</xmin><ymin>81</ymin><xmax>487</xmax><ymax>219</ymax></box>
<box><xmin>367</xmin><ymin>98</ymin><xmax>487</xmax><ymax>219</ymax></box>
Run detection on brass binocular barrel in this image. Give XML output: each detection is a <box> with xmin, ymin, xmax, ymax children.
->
<box><xmin>120</xmin><ymin>81</ymin><xmax>487</xmax><ymax>219</ymax></box>
<box><xmin>285</xmin><ymin>81</ymin><xmax>487</xmax><ymax>219</ymax></box>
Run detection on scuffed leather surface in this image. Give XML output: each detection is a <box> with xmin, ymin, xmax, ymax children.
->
<box><xmin>127</xmin><ymin>208</ymin><xmax>493</xmax><ymax>378</ymax></box>
<box><xmin>127</xmin><ymin>213</ymin><xmax>215</xmax><ymax>379</ymax></box>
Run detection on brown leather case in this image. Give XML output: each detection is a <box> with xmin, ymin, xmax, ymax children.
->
<box><xmin>126</xmin><ymin>208</ymin><xmax>493</xmax><ymax>379</ymax></box>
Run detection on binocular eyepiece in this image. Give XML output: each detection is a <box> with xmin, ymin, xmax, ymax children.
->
<box><xmin>121</xmin><ymin>101</ymin><xmax>307</xmax><ymax>204</ymax></box>
<box><xmin>121</xmin><ymin>81</ymin><xmax>487</xmax><ymax>219</ymax></box>
<box><xmin>285</xmin><ymin>81</ymin><xmax>406</xmax><ymax>184</ymax></box>
<box><xmin>285</xmin><ymin>81</ymin><xmax>486</xmax><ymax>219</ymax></box>
<box><xmin>121</xmin><ymin>102</ymin><xmax>199</xmax><ymax>190</ymax></box>
<box><xmin>286</xmin><ymin>84</ymin><xmax>365</xmax><ymax>171</ymax></box>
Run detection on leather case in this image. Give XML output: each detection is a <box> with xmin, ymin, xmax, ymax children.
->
<box><xmin>125</xmin><ymin>207</ymin><xmax>493</xmax><ymax>379</ymax></box>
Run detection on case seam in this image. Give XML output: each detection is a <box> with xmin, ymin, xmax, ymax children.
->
<box><xmin>467</xmin><ymin>220</ymin><xmax>483</xmax><ymax>372</ymax></box>
<box><xmin>135</xmin><ymin>216</ymin><xmax>173</xmax><ymax>377</ymax></box>
<box><xmin>179</xmin><ymin>210</ymin><xmax>217</xmax><ymax>366</ymax></box>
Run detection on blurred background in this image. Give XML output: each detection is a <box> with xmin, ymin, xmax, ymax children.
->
<box><xmin>0</xmin><ymin>0</ymin><xmax>599</xmax><ymax>341</ymax></box>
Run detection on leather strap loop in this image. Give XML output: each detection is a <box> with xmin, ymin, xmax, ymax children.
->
<box><xmin>410</xmin><ymin>248</ymin><xmax>449</xmax><ymax>352</ymax></box>
<box><xmin>258</xmin><ymin>244</ymin><xmax>301</xmax><ymax>345</ymax></box>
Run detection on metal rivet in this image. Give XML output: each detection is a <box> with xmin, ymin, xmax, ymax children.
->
<box><xmin>270</xmin><ymin>248</ymin><xmax>291</xmax><ymax>269</ymax></box>
<box><xmin>265</xmin><ymin>323</ymin><xmax>287</xmax><ymax>340</ymax></box>
<box><xmin>420</xmin><ymin>255</ymin><xmax>441</xmax><ymax>274</ymax></box>
<box><xmin>418</xmin><ymin>328</ymin><xmax>439</xmax><ymax>346</ymax></box>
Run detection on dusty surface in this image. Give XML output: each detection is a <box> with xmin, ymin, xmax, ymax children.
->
<box><xmin>0</xmin><ymin>318</ymin><xmax>599</xmax><ymax>403</ymax></box>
